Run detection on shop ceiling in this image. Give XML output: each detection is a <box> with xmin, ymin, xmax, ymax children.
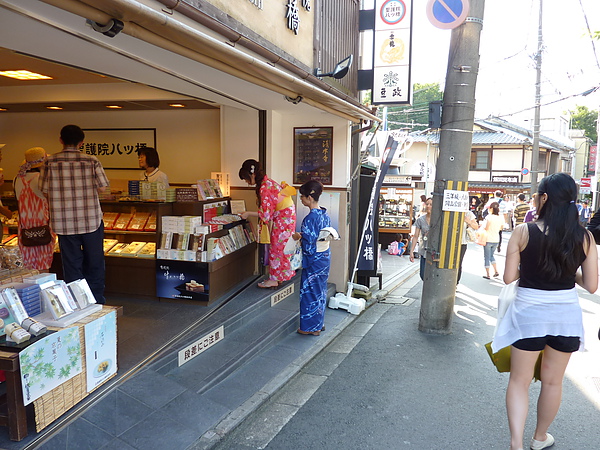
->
<box><xmin>0</xmin><ymin>47</ymin><xmax>218</xmax><ymax>113</ymax></box>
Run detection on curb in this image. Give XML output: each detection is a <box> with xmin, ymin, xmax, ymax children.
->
<box><xmin>190</xmin><ymin>263</ymin><xmax>420</xmax><ymax>449</ymax></box>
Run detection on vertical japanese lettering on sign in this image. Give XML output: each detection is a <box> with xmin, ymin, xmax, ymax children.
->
<box><xmin>372</xmin><ymin>0</ymin><xmax>413</xmax><ymax>105</ymax></box>
<box><xmin>285</xmin><ymin>0</ymin><xmax>311</xmax><ymax>34</ymax></box>
<box><xmin>293</xmin><ymin>127</ymin><xmax>333</xmax><ymax>185</ymax></box>
<box><xmin>82</xmin><ymin>128</ymin><xmax>156</xmax><ymax>169</ymax></box>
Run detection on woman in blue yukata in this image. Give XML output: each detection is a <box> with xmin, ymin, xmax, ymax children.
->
<box><xmin>293</xmin><ymin>180</ymin><xmax>332</xmax><ymax>336</ymax></box>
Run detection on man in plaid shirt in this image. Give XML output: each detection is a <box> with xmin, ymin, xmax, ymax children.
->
<box><xmin>41</xmin><ymin>125</ymin><xmax>110</xmax><ymax>304</ymax></box>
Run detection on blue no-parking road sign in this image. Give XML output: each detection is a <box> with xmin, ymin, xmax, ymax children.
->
<box><xmin>426</xmin><ymin>0</ymin><xmax>470</xmax><ymax>30</ymax></box>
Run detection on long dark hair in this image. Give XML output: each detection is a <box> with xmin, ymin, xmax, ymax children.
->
<box><xmin>238</xmin><ymin>159</ymin><xmax>266</xmax><ymax>202</ymax></box>
<box><xmin>536</xmin><ymin>172</ymin><xmax>588</xmax><ymax>278</ymax></box>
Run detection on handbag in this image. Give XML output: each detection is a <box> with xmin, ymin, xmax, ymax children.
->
<box><xmin>475</xmin><ymin>228</ymin><xmax>487</xmax><ymax>246</ymax></box>
<box><xmin>495</xmin><ymin>280</ymin><xmax>518</xmax><ymax>334</ymax></box>
<box><xmin>284</xmin><ymin>235</ymin><xmax>299</xmax><ymax>255</ymax></box>
<box><xmin>485</xmin><ymin>343</ymin><xmax>543</xmax><ymax>382</ymax></box>
<box><xmin>485</xmin><ymin>278</ymin><xmax>543</xmax><ymax>381</ymax></box>
<box><xmin>466</xmin><ymin>226</ymin><xmax>477</xmax><ymax>243</ymax></box>
<box><xmin>21</xmin><ymin>224</ymin><xmax>52</xmax><ymax>247</ymax></box>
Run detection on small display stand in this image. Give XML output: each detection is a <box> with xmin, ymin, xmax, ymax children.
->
<box><xmin>32</xmin><ymin>304</ymin><xmax>103</xmax><ymax>328</ymax></box>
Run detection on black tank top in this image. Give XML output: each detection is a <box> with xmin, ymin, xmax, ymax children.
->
<box><xmin>519</xmin><ymin>223</ymin><xmax>584</xmax><ymax>290</ymax></box>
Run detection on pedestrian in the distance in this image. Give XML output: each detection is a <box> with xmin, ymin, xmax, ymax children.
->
<box><xmin>292</xmin><ymin>180</ymin><xmax>332</xmax><ymax>336</ymax></box>
<box><xmin>495</xmin><ymin>172</ymin><xmax>598</xmax><ymax>450</ymax></box>
<box><xmin>481</xmin><ymin>202</ymin><xmax>503</xmax><ymax>279</ymax></box>
<box><xmin>579</xmin><ymin>200</ymin><xmax>590</xmax><ymax>227</ymax></box>
<box><xmin>409</xmin><ymin>197</ymin><xmax>431</xmax><ymax>280</ymax></box>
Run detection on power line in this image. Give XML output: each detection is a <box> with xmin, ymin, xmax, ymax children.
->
<box><xmin>577</xmin><ymin>0</ymin><xmax>600</xmax><ymax>72</ymax></box>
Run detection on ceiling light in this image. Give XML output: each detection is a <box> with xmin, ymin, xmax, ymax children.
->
<box><xmin>46</xmin><ymin>106</ymin><xmax>63</xmax><ymax>110</ymax></box>
<box><xmin>0</xmin><ymin>108</ymin><xmax>7</xmax><ymax>112</ymax></box>
<box><xmin>169</xmin><ymin>103</ymin><xmax>186</xmax><ymax>108</ymax></box>
<box><xmin>0</xmin><ymin>70</ymin><xmax>53</xmax><ymax>80</ymax></box>
<box><xmin>106</xmin><ymin>105</ymin><xmax>122</xmax><ymax>109</ymax></box>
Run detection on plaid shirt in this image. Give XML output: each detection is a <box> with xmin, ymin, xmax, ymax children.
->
<box><xmin>41</xmin><ymin>149</ymin><xmax>109</xmax><ymax>235</ymax></box>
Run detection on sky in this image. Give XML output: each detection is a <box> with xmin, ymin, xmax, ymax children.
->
<box><xmin>401</xmin><ymin>0</ymin><xmax>600</xmax><ymax>121</ymax></box>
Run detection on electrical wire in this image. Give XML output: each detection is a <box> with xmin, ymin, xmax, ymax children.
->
<box><xmin>578</xmin><ymin>0</ymin><xmax>600</xmax><ymax>72</ymax></box>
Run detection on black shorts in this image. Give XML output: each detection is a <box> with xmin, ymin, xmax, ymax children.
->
<box><xmin>512</xmin><ymin>335</ymin><xmax>580</xmax><ymax>353</ymax></box>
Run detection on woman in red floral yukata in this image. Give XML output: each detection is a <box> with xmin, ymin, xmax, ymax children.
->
<box><xmin>239</xmin><ymin>159</ymin><xmax>296</xmax><ymax>288</ymax></box>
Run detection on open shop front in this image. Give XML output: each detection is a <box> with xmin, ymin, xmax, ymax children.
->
<box><xmin>0</xmin><ymin>2</ymin><xmax>371</xmax><ymax>443</ymax></box>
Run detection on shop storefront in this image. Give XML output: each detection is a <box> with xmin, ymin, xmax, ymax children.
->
<box><xmin>0</xmin><ymin>0</ymin><xmax>378</xmax><ymax>440</ymax></box>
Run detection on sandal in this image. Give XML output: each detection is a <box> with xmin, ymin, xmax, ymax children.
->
<box><xmin>258</xmin><ymin>280</ymin><xmax>280</xmax><ymax>289</ymax></box>
<box><xmin>482</xmin><ymin>275</ymin><xmax>490</xmax><ymax>280</ymax></box>
<box><xmin>297</xmin><ymin>328</ymin><xmax>320</xmax><ymax>336</ymax></box>
<box><xmin>493</xmin><ymin>272</ymin><xmax>500</xmax><ymax>277</ymax></box>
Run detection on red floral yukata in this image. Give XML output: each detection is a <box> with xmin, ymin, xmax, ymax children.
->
<box><xmin>259</xmin><ymin>177</ymin><xmax>296</xmax><ymax>283</ymax></box>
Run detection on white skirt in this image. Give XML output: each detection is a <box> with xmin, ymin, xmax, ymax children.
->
<box><xmin>491</xmin><ymin>286</ymin><xmax>584</xmax><ymax>353</ymax></box>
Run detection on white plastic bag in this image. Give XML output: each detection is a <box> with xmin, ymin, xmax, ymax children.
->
<box><xmin>284</xmin><ymin>236</ymin><xmax>299</xmax><ymax>255</ymax></box>
<box><xmin>494</xmin><ymin>279</ymin><xmax>519</xmax><ymax>336</ymax></box>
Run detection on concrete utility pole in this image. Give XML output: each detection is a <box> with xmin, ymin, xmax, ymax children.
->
<box><xmin>530</xmin><ymin>0</ymin><xmax>543</xmax><ymax>197</ymax></box>
<box><xmin>419</xmin><ymin>0</ymin><xmax>485</xmax><ymax>334</ymax></box>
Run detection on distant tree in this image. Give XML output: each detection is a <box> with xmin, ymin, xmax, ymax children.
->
<box><xmin>569</xmin><ymin>105</ymin><xmax>598</xmax><ymax>143</ymax></box>
<box><xmin>377</xmin><ymin>82</ymin><xmax>444</xmax><ymax>131</ymax></box>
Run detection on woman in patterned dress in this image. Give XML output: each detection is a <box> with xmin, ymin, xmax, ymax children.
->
<box><xmin>239</xmin><ymin>159</ymin><xmax>296</xmax><ymax>288</ymax></box>
<box><xmin>14</xmin><ymin>147</ymin><xmax>56</xmax><ymax>270</ymax></box>
<box><xmin>293</xmin><ymin>180</ymin><xmax>331</xmax><ymax>336</ymax></box>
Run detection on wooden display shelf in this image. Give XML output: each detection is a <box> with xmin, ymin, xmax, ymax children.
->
<box><xmin>379</xmin><ymin>227</ymin><xmax>410</xmax><ymax>233</ymax></box>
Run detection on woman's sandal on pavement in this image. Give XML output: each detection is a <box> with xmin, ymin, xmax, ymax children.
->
<box><xmin>297</xmin><ymin>326</ymin><xmax>326</xmax><ymax>336</ymax></box>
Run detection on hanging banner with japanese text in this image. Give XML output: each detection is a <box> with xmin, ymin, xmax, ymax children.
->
<box><xmin>372</xmin><ymin>0</ymin><xmax>413</xmax><ymax>105</ymax></box>
<box><xmin>357</xmin><ymin>135</ymin><xmax>398</xmax><ymax>271</ymax></box>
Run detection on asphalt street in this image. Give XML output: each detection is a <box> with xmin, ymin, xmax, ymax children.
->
<box><xmin>215</xmin><ymin>239</ymin><xmax>600</xmax><ymax>449</ymax></box>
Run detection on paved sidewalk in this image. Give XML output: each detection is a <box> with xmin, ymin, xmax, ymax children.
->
<box><xmin>215</xmin><ymin>245</ymin><xmax>600</xmax><ymax>449</ymax></box>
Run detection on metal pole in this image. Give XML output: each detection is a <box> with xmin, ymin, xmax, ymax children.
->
<box><xmin>418</xmin><ymin>0</ymin><xmax>485</xmax><ymax>334</ymax></box>
<box><xmin>530</xmin><ymin>0</ymin><xmax>543</xmax><ymax>196</ymax></box>
<box><xmin>594</xmin><ymin>110</ymin><xmax>600</xmax><ymax>210</ymax></box>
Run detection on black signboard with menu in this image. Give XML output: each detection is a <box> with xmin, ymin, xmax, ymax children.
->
<box><xmin>293</xmin><ymin>127</ymin><xmax>333</xmax><ymax>185</ymax></box>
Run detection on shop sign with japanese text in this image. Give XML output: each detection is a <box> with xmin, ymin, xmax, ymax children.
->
<box><xmin>82</xmin><ymin>128</ymin><xmax>156</xmax><ymax>169</ymax></box>
<box><xmin>372</xmin><ymin>0</ymin><xmax>413</xmax><ymax>105</ymax></box>
<box><xmin>442</xmin><ymin>189</ymin><xmax>469</xmax><ymax>212</ymax></box>
<box><xmin>492</xmin><ymin>175</ymin><xmax>519</xmax><ymax>184</ymax></box>
<box><xmin>285</xmin><ymin>0</ymin><xmax>311</xmax><ymax>35</ymax></box>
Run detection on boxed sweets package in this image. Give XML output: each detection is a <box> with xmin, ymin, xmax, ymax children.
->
<box><xmin>67</xmin><ymin>279</ymin><xmax>96</xmax><ymax>309</ymax></box>
<box><xmin>113</xmin><ymin>213</ymin><xmax>133</xmax><ymax>230</ymax></box>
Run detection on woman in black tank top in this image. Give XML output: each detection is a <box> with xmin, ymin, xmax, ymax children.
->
<box><xmin>502</xmin><ymin>173</ymin><xmax>598</xmax><ymax>450</ymax></box>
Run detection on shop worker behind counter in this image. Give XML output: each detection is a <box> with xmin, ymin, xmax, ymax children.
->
<box><xmin>138</xmin><ymin>147</ymin><xmax>169</xmax><ymax>187</ymax></box>
<box><xmin>41</xmin><ymin>125</ymin><xmax>110</xmax><ymax>304</ymax></box>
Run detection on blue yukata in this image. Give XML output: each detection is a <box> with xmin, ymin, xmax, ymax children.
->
<box><xmin>299</xmin><ymin>207</ymin><xmax>332</xmax><ymax>332</ymax></box>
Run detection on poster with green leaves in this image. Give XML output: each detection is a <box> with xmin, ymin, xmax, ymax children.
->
<box><xmin>19</xmin><ymin>327</ymin><xmax>82</xmax><ymax>406</ymax></box>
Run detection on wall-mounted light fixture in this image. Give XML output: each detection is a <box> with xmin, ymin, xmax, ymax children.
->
<box><xmin>314</xmin><ymin>55</ymin><xmax>353</xmax><ymax>79</ymax></box>
<box><xmin>86</xmin><ymin>18</ymin><xmax>124</xmax><ymax>38</ymax></box>
<box><xmin>284</xmin><ymin>95</ymin><xmax>303</xmax><ymax>104</ymax></box>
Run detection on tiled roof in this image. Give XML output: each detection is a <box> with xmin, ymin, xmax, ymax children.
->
<box><xmin>408</xmin><ymin>118</ymin><xmax>575</xmax><ymax>151</ymax></box>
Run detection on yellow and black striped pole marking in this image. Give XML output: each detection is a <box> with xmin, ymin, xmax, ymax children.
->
<box><xmin>438</xmin><ymin>180</ymin><xmax>468</xmax><ymax>269</ymax></box>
